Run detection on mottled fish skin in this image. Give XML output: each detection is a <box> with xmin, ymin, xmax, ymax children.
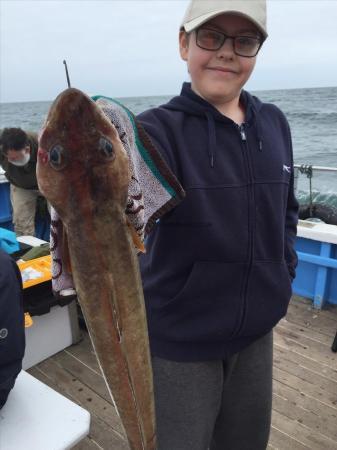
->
<box><xmin>37</xmin><ymin>88</ymin><xmax>156</xmax><ymax>450</ymax></box>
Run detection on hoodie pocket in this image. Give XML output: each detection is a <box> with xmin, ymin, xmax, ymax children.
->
<box><xmin>151</xmin><ymin>261</ymin><xmax>247</xmax><ymax>342</ymax></box>
<box><xmin>242</xmin><ymin>261</ymin><xmax>292</xmax><ymax>336</ymax></box>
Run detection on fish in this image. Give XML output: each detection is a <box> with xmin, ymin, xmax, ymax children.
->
<box><xmin>36</xmin><ymin>88</ymin><xmax>156</xmax><ymax>450</ymax></box>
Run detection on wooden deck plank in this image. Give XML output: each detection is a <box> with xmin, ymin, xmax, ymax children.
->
<box><xmin>273</xmin><ymin>348</ymin><xmax>337</xmax><ymax>396</ymax></box>
<box><xmin>66</xmin><ymin>333</ymin><xmax>101</xmax><ymax>373</ymax></box>
<box><xmin>26</xmin><ymin>296</ymin><xmax>337</xmax><ymax>449</ymax></box>
<box><xmin>274</xmin><ymin>343</ymin><xmax>337</xmax><ymax>381</ymax></box>
<box><xmin>274</xmin><ymin>327</ymin><xmax>337</xmax><ymax>369</ymax></box>
<box><xmin>72</xmin><ymin>437</ymin><xmax>103</xmax><ymax>449</ymax></box>
<box><xmin>273</xmin><ymin>392</ymin><xmax>337</xmax><ymax>441</ymax></box>
<box><xmin>269</xmin><ymin>426</ymin><xmax>311</xmax><ymax>450</ymax></box>
<box><xmin>278</xmin><ymin>317</ymin><xmax>335</xmax><ymax>346</ymax></box>
<box><xmin>82</xmin><ymin>414</ymin><xmax>128</xmax><ymax>450</ymax></box>
<box><xmin>271</xmin><ymin>409</ymin><xmax>337</xmax><ymax>450</ymax></box>
<box><xmin>53</xmin><ymin>350</ymin><xmax>110</xmax><ymax>402</ymax></box>
<box><xmin>292</xmin><ymin>296</ymin><xmax>337</xmax><ymax>319</ymax></box>
<box><xmin>286</xmin><ymin>302</ymin><xmax>337</xmax><ymax>338</ymax></box>
<box><xmin>273</xmin><ymin>379</ymin><xmax>337</xmax><ymax>423</ymax></box>
<box><xmin>273</xmin><ymin>365</ymin><xmax>337</xmax><ymax>409</ymax></box>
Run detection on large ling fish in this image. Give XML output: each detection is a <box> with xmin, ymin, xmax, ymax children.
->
<box><xmin>37</xmin><ymin>88</ymin><xmax>156</xmax><ymax>450</ymax></box>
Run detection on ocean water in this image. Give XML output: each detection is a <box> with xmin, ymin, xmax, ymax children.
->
<box><xmin>1</xmin><ymin>86</ymin><xmax>336</xmax><ymax>207</ymax></box>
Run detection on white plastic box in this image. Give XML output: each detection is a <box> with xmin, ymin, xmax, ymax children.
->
<box><xmin>23</xmin><ymin>301</ymin><xmax>81</xmax><ymax>370</ymax></box>
<box><xmin>17</xmin><ymin>236</ymin><xmax>82</xmax><ymax>369</ymax></box>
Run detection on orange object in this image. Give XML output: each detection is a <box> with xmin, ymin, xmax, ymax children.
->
<box><xmin>17</xmin><ymin>255</ymin><xmax>52</xmax><ymax>289</ymax></box>
<box><xmin>24</xmin><ymin>312</ymin><xmax>33</xmax><ymax>328</ymax></box>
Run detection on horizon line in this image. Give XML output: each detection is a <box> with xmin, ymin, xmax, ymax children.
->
<box><xmin>1</xmin><ymin>85</ymin><xmax>336</xmax><ymax>105</ymax></box>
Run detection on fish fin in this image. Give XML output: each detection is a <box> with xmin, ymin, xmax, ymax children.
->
<box><xmin>126</xmin><ymin>218</ymin><xmax>146</xmax><ymax>253</ymax></box>
<box><xmin>62</xmin><ymin>227</ymin><xmax>72</xmax><ymax>273</ymax></box>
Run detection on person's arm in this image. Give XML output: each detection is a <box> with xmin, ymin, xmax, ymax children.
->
<box><xmin>284</xmin><ymin>126</ymin><xmax>299</xmax><ymax>280</ymax></box>
<box><xmin>0</xmin><ymin>130</ymin><xmax>6</xmax><ymax>169</ymax></box>
<box><xmin>137</xmin><ymin>110</ymin><xmax>178</xmax><ymax>174</ymax></box>
<box><xmin>0</xmin><ymin>251</ymin><xmax>25</xmax><ymax>409</ymax></box>
<box><xmin>0</xmin><ymin>145</ymin><xmax>6</xmax><ymax>170</ymax></box>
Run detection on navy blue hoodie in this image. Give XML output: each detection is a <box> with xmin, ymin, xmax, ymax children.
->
<box><xmin>0</xmin><ymin>250</ymin><xmax>25</xmax><ymax>408</ymax></box>
<box><xmin>137</xmin><ymin>82</ymin><xmax>298</xmax><ymax>362</ymax></box>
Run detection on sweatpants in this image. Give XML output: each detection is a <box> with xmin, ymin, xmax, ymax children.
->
<box><xmin>151</xmin><ymin>331</ymin><xmax>273</xmax><ymax>450</ymax></box>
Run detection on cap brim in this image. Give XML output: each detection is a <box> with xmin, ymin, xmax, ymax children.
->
<box><xmin>183</xmin><ymin>10</ymin><xmax>268</xmax><ymax>39</ymax></box>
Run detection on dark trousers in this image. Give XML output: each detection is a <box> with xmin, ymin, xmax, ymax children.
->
<box><xmin>152</xmin><ymin>331</ymin><xmax>273</xmax><ymax>450</ymax></box>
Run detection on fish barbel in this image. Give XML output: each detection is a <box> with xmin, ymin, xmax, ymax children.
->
<box><xmin>36</xmin><ymin>88</ymin><xmax>156</xmax><ymax>450</ymax></box>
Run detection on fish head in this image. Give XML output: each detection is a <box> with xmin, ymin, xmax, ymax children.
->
<box><xmin>37</xmin><ymin>88</ymin><xmax>130</xmax><ymax>224</ymax></box>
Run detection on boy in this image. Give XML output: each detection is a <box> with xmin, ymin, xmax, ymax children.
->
<box><xmin>137</xmin><ymin>1</ymin><xmax>298</xmax><ymax>449</ymax></box>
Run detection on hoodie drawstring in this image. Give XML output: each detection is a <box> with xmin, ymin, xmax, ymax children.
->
<box><xmin>205</xmin><ymin>104</ymin><xmax>264</xmax><ymax>168</ymax></box>
<box><xmin>251</xmin><ymin>105</ymin><xmax>263</xmax><ymax>151</ymax></box>
<box><xmin>205</xmin><ymin>111</ymin><xmax>217</xmax><ymax>168</ymax></box>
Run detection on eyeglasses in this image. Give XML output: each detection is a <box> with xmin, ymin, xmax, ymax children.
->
<box><xmin>195</xmin><ymin>28</ymin><xmax>263</xmax><ymax>58</ymax></box>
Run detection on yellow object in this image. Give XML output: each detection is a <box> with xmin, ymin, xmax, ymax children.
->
<box><xmin>24</xmin><ymin>312</ymin><xmax>33</xmax><ymax>328</ymax></box>
<box><xmin>17</xmin><ymin>255</ymin><xmax>52</xmax><ymax>289</ymax></box>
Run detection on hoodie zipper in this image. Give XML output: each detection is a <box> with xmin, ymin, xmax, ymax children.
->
<box><xmin>234</xmin><ymin>124</ymin><xmax>255</xmax><ymax>336</ymax></box>
<box><xmin>240</xmin><ymin>125</ymin><xmax>247</xmax><ymax>142</ymax></box>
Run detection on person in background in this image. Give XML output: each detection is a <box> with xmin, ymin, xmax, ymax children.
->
<box><xmin>0</xmin><ymin>249</ymin><xmax>25</xmax><ymax>409</ymax></box>
<box><xmin>137</xmin><ymin>0</ymin><xmax>298</xmax><ymax>449</ymax></box>
<box><xmin>0</xmin><ymin>127</ymin><xmax>44</xmax><ymax>236</ymax></box>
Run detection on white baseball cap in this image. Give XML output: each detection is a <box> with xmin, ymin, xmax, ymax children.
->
<box><xmin>181</xmin><ymin>0</ymin><xmax>268</xmax><ymax>39</ymax></box>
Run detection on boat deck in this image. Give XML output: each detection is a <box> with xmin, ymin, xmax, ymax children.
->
<box><xmin>28</xmin><ymin>295</ymin><xmax>337</xmax><ymax>450</ymax></box>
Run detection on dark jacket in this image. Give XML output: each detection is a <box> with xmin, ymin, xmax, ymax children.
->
<box><xmin>137</xmin><ymin>82</ymin><xmax>298</xmax><ymax>362</ymax></box>
<box><xmin>0</xmin><ymin>132</ymin><xmax>38</xmax><ymax>190</ymax></box>
<box><xmin>0</xmin><ymin>249</ymin><xmax>25</xmax><ymax>408</ymax></box>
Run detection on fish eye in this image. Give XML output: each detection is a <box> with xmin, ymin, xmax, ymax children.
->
<box><xmin>49</xmin><ymin>145</ymin><xmax>67</xmax><ymax>170</ymax></box>
<box><xmin>99</xmin><ymin>137</ymin><xmax>115</xmax><ymax>160</ymax></box>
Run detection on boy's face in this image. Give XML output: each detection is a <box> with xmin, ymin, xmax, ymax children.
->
<box><xmin>179</xmin><ymin>14</ymin><xmax>260</xmax><ymax>106</ymax></box>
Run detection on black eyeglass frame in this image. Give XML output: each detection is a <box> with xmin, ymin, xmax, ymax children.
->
<box><xmin>195</xmin><ymin>27</ymin><xmax>264</xmax><ymax>58</ymax></box>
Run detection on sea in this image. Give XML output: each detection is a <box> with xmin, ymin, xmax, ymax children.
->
<box><xmin>1</xmin><ymin>86</ymin><xmax>336</xmax><ymax>207</ymax></box>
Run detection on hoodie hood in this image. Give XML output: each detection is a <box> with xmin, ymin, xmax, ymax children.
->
<box><xmin>164</xmin><ymin>82</ymin><xmax>263</xmax><ymax>119</ymax></box>
<box><xmin>162</xmin><ymin>83</ymin><xmax>264</xmax><ymax>167</ymax></box>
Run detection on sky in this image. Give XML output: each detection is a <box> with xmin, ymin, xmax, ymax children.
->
<box><xmin>1</xmin><ymin>0</ymin><xmax>337</xmax><ymax>103</ymax></box>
